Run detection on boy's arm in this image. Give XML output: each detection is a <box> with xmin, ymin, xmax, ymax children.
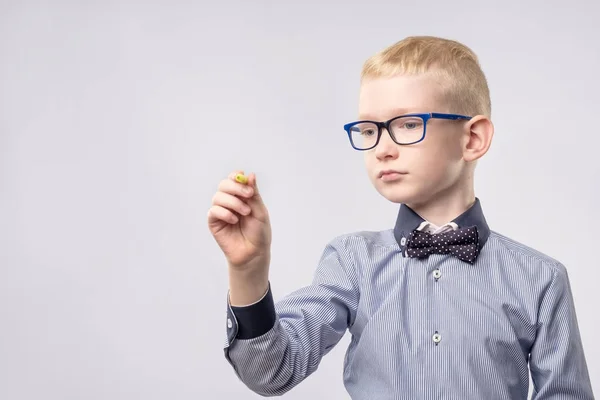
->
<box><xmin>223</xmin><ymin>236</ymin><xmax>360</xmax><ymax>396</ymax></box>
<box><xmin>529</xmin><ymin>264</ymin><xmax>594</xmax><ymax>399</ymax></box>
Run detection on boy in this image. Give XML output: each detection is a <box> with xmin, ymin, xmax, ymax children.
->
<box><xmin>207</xmin><ymin>36</ymin><xmax>594</xmax><ymax>399</ymax></box>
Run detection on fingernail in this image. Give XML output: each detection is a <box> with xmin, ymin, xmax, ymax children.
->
<box><xmin>243</xmin><ymin>187</ymin><xmax>252</xmax><ymax>195</ymax></box>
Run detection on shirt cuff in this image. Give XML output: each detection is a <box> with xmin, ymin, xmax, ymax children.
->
<box><xmin>228</xmin><ymin>284</ymin><xmax>276</xmax><ymax>340</ymax></box>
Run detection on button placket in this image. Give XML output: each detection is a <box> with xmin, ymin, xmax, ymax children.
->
<box><xmin>428</xmin><ymin>256</ymin><xmax>443</xmax><ymax>348</ymax></box>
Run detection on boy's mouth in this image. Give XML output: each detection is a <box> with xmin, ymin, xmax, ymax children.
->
<box><xmin>378</xmin><ymin>169</ymin><xmax>407</xmax><ymax>177</ymax></box>
<box><xmin>378</xmin><ymin>170</ymin><xmax>407</xmax><ymax>182</ymax></box>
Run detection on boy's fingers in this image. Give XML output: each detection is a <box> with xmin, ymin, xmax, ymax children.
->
<box><xmin>208</xmin><ymin>205</ymin><xmax>239</xmax><ymax>225</ymax></box>
<box><xmin>211</xmin><ymin>192</ymin><xmax>252</xmax><ymax>216</ymax></box>
<box><xmin>229</xmin><ymin>171</ymin><xmax>259</xmax><ymax>195</ymax></box>
<box><xmin>218</xmin><ymin>177</ymin><xmax>254</xmax><ymax>198</ymax></box>
<box><xmin>225</xmin><ymin>171</ymin><xmax>267</xmax><ymax>216</ymax></box>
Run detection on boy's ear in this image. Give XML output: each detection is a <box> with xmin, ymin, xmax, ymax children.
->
<box><xmin>463</xmin><ymin>115</ymin><xmax>494</xmax><ymax>162</ymax></box>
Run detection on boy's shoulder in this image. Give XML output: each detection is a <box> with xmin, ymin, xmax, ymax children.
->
<box><xmin>486</xmin><ymin>230</ymin><xmax>568</xmax><ymax>276</ymax></box>
<box><xmin>328</xmin><ymin>228</ymin><xmax>398</xmax><ymax>250</ymax></box>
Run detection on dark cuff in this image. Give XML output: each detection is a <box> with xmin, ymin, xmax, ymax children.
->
<box><xmin>230</xmin><ymin>285</ymin><xmax>276</xmax><ymax>340</ymax></box>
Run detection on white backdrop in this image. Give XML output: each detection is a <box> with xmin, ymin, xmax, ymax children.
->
<box><xmin>1</xmin><ymin>1</ymin><xmax>598</xmax><ymax>399</ymax></box>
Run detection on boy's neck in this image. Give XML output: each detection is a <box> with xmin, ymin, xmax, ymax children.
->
<box><xmin>406</xmin><ymin>184</ymin><xmax>476</xmax><ymax>227</ymax></box>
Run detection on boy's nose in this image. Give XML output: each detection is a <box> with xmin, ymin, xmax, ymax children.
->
<box><xmin>374</xmin><ymin>128</ymin><xmax>399</xmax><ymax>159</ymax></box>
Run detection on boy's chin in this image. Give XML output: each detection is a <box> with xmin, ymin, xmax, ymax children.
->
<box><xmin>376</xmin><ymin>185</ymin><xmax>422</xmax><ymax>205</ymax></box>
<box><xmin>377</xmin><ymin>184</ymin><xmax>428</xmax><ymax>205</ymax></box>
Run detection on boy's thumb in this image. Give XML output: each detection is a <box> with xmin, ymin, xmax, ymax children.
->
<box><xmin>248</xmin><ymin>172</ymin><xmax>262</xmax><ymax>197</ymax></box>
<box><xmin>247</xmin><ymin>172</ymin><xmax>268</xmax><ymax>216</ymax></box>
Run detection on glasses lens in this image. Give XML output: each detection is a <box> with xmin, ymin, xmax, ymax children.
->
<box><xmin>349</xmin><ymin>122</ymin><xmax>378</xmax><ymax>149</ymax></box>
<box><xmin>389</xmin><ymin>116</ymin><xmax>425</xmax><ymax>144</ymax></box>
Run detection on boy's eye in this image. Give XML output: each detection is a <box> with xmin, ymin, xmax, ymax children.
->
<box><xmin>361</xmin><ymin>128</ymin><xmax>376</xmax><ymax>137</ymax></box>
<box><xmin>351</xmin><ymin>124</ymin><xmax>378</xmax><ymax>137</ymax></box>
<box><xmin>392</xmin><ymin>118</ymin><xmax>424</xmax><ymax>130</ymax></box>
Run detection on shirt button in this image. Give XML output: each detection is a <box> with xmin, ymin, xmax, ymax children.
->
<box><xmin>432</xmin><ymin>333</ymin><xmax>442</xmax><ymax>344</ymax></box>
<box><xmin>227</xmin><ymin>318</ymin><xmax>233</xmax><ymax>329</ymax></box>
<box><xmin>433</xmin><ymin>269</ymin><xmax>442</xmax><ymax>279</ymax></box>
<box><xmin>400</xmin><ymin>237</ymin><xmax>407</xmax><ymax>246</ymax></box>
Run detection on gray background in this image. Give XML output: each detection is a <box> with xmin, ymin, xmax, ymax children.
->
<box><xmin>1</xmin><ymin>1</ymin><xmax>598</xmax><ymax>399</ymax></box>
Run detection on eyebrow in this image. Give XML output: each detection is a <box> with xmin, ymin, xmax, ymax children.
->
<box><xmin>357</xmin><ymin>108</ymin><xmax>419</xmax><ymax>121</ymax></box>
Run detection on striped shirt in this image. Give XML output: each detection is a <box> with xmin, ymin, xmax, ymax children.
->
<box><xmin>223</xmin><ymin>198</ymin><xmax>594</xmax><ymax>399</ymax></box>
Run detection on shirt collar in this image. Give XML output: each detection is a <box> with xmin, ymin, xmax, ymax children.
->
<box><xmin>416</xmin><ymin>221</ymin><xmax>459</xmax><ymax>234</ymax></box>
<box><xmin>393</xmin><ymin>197</ymin><xmax>491</xmax><ymax>254</ymax></box>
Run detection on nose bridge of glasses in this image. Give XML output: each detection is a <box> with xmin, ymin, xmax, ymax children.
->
<box><xmin>379</xmin><ymin>120</ymin><xmax>397</xmax><ymax>142</ymax></box>
<box><xmin>375</xmin><ymin>121</ymin><xmax>396</xmax><ymax>146</ymax></box>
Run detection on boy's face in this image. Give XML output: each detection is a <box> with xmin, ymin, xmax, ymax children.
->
<box><xmin>359</xmin><ymin>74</ymin><xmax>468</xmax><ymax>206</ymax></box>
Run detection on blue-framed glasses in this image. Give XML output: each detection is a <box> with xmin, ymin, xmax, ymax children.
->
<box><xmin>343</xmin><ymin>112</ymin><xmax>472</xmax><ymax>150</ymax></box>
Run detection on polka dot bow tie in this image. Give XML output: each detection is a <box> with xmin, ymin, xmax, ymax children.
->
<box><xmin>406</xmin><ymin>226</ymin><xmax>480</xmax><ymax>264</ymax></box>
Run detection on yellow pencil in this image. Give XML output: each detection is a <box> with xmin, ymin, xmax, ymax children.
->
<box><xmin>235</xmin><ymin>173</ymin><xmax>248</xmax><ymax>184</ymax></box>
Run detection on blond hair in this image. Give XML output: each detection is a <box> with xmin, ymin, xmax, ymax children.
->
<box><xmin>361</xmin><ymin>36</ymin><xmax>491</xmax><ymax>117</ymax></box>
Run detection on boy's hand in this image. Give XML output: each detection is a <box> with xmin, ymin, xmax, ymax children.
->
<box><xmin>208</xmin><ymin>171</ymin><xmax>272</xmax><ymax>275</ymax></box>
